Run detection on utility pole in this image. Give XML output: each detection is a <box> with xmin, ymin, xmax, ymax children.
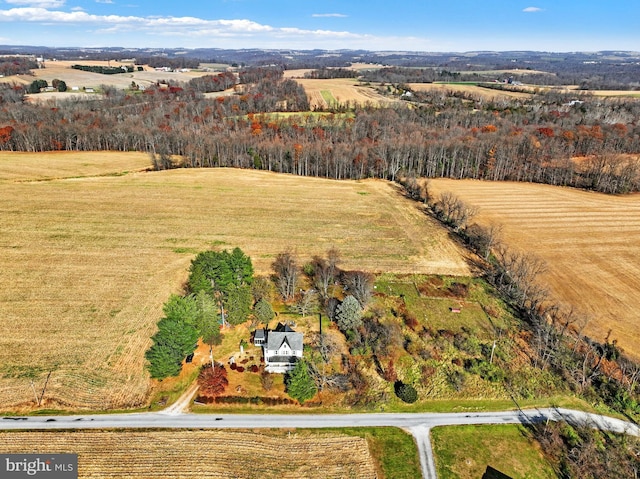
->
<box><xmin>489</xmin><ymin>339</ymin><xmax>497</xmax><ymax>364</ymax></box>
<box><xmin>30</xmin><ymin>381</ymin><xmax>40</xmax><ymax>406</ymax></box>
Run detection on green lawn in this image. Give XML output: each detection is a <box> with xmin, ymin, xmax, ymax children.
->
<box><xmin>432</xmin><ymin>424</ymin><xmax>557</xmax><ymax>479</ymax></box>
<box><xmin>375</xmin><ymin>275</ymin><xmax>508</xmax><ymax>337</ymax></box>
<box><xmin>321</xmin><ymin>89</ymin><xmax>337</xmax><ymax>105</ymax></box>
<box><xmin>321</xmin><ymin>427</ymin><xmax>421</xmax><ymax>479</ymax></box>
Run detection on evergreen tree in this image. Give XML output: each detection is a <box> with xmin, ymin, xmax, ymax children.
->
<box><xmin>224</xmin><ymin>283</ymin><xmax>252</xmax><ymax>325</ymax></box>
<box><xmin>145</xmin><ymin>295</ymin><xmax>200</xmax><ymax>379</ymax></box>
<box><xmin>188</xmin><ymin>248</ymin><xmax>253</xmax><ymax>304</ymax></box>
<box><xmin>335</xmin><ymin>295</ymin><xmax>363</xmax><ymax>332</ymax></box>
<box><xmin>163</xmin><ymin>294</ymin><xmax>198</xmax><ymax>326</ymax></box>
<box><xmin>394</xmin><ymin>381</ymin><xmax>418</xmax><ymax>403</ymax></box>
<box><xmin>254</xmin><ymin>298</ymin><xmax>275</xmax><ymax>324</ymax></box>
<box><xmin>194</xmin><ymin>289</ymin><xmax>221</xmax><ymax>346</ymax></box>
<box><xmin>285</xmin><ymin>360</ymin><xmax>317</xmax><ymax>404</ymax></box>
<box><xmin>145</xmin><ymin>316</ymin><xmax>199</xmax><ymax>379</ymax></box>
<box><xmin>228</xmin><ymin>247</ymin><xmax>254</xmax><ymax>285</ymax></box>
<box><xmin>187</xmin><ymin>262</ymin><xmax>211</xmax><ymax>295</ymax></box>
<box><xmin>27</xmin><ymin>79</ymin><xmax>48</xmax><ymax>94</ymax></box>
<box><xmin>145</xmin><ymin>341</ymin><xmax>182</xmax><ymax>379</ymax></box>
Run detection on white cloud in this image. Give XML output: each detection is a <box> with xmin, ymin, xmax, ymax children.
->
<box><xmin>0</xmin><ymin>6</ymin><xmax>437</xmax><ymax>50</ymax></box>
<box><xmin>0</xmin><ymin>7</ymin><xmax>344</xmax><ymax>35</ymax></box>
<box><xmin>523</xmin><ymin>7</ymin><xmax>543</xmax><ymax>12</ymax></box>
<box><xmin>312</xmin><ymin>13</ymin><xmax>347</xmax><ymax>18</ymax></box>
<box><xmin>95</xmin><ymin>0</ymin><xmax>114</xmax><ymax>3</ymax></box>
<box><xmin>4</xmin><ymin>0</ymin><xmax>65</xmax><ymax>7</ymax></box>
<box><xmin>0</xmin><ymin>8</ymin><xmax>141</xmax><ymax>23</ymax></box>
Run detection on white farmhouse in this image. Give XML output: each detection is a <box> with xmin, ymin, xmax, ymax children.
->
<box><xmin>258</xmin><ymin>324</ymin><xmax>303</xmax><ymax>373</ymax></box>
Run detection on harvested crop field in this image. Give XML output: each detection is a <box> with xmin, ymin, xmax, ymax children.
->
<box><xmin>0</xmin><ymin>152</ymin><xmax>469</xmax><ymax>410</ymax></box>
<box><xmin>408</xmin><ymin>83</ymin><xmax>532</xmax><ymax>100</ymax></box>
<box><xmin>0</xmin><ymin>430</ymin><xmax>377</xmax><ymax>479</ymax></box>
<box><xmin>7</xmin><ymin>60</ymin><xmax>212</xmax><ymax>93</ymax></box>
<box><xmin>0</xmin><ymin>151</ymin><xmax>151</xmax><ymax>181</ymax></box>
<box><xmin>429</xmin><ymin>179</ymin><xmax>640</xmax><ymax>359</ymax></box>
<box><xmin>293</xmin><ymin>78</ymin><xmax>396</xmax><ymax>109</ymax></box>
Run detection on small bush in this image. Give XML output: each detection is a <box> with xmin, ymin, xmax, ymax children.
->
<box><xmin>382</xmin><ymin>360</ymin><xmax>398</xmax><ymax>383</ymax></box>
<box><xmin>403</xmin><ymin>312</ymin><xmax>420</xmax><ymax>331</ymax></box>
<box><xmin>449</xmin><ymin>282</ymin><xmax>469</xmax><ymax>298</ymax></box>
<box><xmin>394</xmin><ymin>381</ymin><xmax>418</xmax><ymax>403</ymax></box>
<box><xmin>464</xmin><ymin>358</ymin><xmax>505</xmax><ymax>382</ymax></box>
<box><xmin>446</xmin><ymin>368</ymin><xmax>466</xmax><ymax>392</ymax></box>
<box><xmin>260</xmin><ymin>370</ymin><xmax>273</xmax><ymax>391</ymax></box>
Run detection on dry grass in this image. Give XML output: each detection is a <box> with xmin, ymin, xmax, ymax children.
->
<box><xmin>0</xmin><ymin>152</ymin><xmax>469</xmax><ymax>411</ymax></box>
<box><xmin>283</xmin><ymin>64</ymin><xmax>384</xmax><ymax>80</ymax></box>
<box><xmin>293</xmin><ymin>78</ymin><xmax>396</xmax><ymax>109</ymax></box>
<box><xmin>0</xmin><ymin>151</ymin><xmax>151</xmax><ymax>181</ymax></box>
<box><xmin>408</xmin><ymin>82</ymin><xmax>532</xmax><ymax>100</ymax></box>
<box><xmin>0</xmin><ymin>430</ymin><xmax>376</xmax><ymax>479</ymax></box>
<box><xmin>429</xmin><ymin>179</ymin><xmax>640</xmax><ymax>360</ymax></box>
<box><xmin>558</xmin><ymin>86</ymin><xmax>640</xmax><ymax>98</ymax></box>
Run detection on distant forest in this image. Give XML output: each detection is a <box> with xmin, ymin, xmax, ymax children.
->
<box><xmin>1</xmin><ymin>62</ymin><xmax>640</xmax><ymax>194</ymax></box>
<box><xmin>3</xmin><ymin>46</ymin><xmax>640</xmax><ymax>88</ymax></box>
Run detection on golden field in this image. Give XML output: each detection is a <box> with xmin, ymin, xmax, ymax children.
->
<box><xmin>0</xmin><ymin>430</ymin><xmax>377</xmax><ymax>478</ymax></box>
<box><xmin>429</xmin><ymin>179</ymin><xmax>640</xmax><ymax>359</ymax></box>
<box><xmin>408</xmin><ymin>82</ymin><xmax>533</xmax><ymax>100</ymax></box>
<box><xmin>5</xmin><ymin>60</ymin><xmax>214</xmax><ymax>103</ymax></box>
<box><xmin>292</xmin><ymin>78</ymin><xmax>396</xmax><ymax>109</ymax></box>
<box><xmin>0</xmin><ymin>152</ymin><xmax>469</xmax><ymax>410</ymax></box>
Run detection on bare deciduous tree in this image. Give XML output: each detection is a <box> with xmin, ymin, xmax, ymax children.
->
<box><xmin>433</xmin><ymin>191</ymin><xmax>478</xmax><ymax>231</ymax></box>
<box><xmin>311</xmin><ymin>247</ymin><xmax>341</xmax><ymax>299</ymax></box>
<box><xmin>294</xmin><ymin>288</ymin><xmax>318</xmax><ymax>317</ymax></box>
<box><xmin>342</xmin><ymin>270</ymin><xmax>375</xmax><ymax>308</ymax></box>
<box><xmin>272</xmin><ymin>250</ymin><xmax>298</xmax><ymax>301</ymax></box>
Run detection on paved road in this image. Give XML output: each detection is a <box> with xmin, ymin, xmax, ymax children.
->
<box><xmin>2</xmin><ymin>408</ymin><xmax>639</xmax><ymax>479</ymax></box>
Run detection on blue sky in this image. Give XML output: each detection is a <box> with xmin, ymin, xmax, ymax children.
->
<box><xmin>0</xmin><ymin>0</ymin><xmax>638</xmax><ymax>52</ymax></box>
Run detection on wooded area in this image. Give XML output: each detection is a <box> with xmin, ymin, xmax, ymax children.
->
<box><xmin>1</xmin><ymin>65</ymin><xmax>639</xmax><ymax>193</ymax></box>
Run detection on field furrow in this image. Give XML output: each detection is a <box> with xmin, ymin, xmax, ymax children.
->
<box><xmin>0</xmin><ymin>430</ymin><xmax>377</xmax><ymax>479</ymax></box>
<box><xmin>430</xmin><ymin>178</ymin><xmax>640</xmax><ymax>359</ymax></box>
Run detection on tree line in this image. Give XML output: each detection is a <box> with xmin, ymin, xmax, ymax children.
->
<box><xmin>71</xmin><ymin>64</ymin><xmax>137</xmax><ymax>75</ymax></box>
<box><xmin>0</xmin><ymin>57</ymin><xmax>38</xmax><ymax>77</ymax></box>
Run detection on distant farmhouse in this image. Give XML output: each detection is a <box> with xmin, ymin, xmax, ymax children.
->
<box><xmin>254</xmin><ymin>323</ymin><xmax>303</xmax><ymax>373</ymax></box>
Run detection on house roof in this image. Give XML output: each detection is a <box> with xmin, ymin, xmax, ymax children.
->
<box><xmin>254</xmin><ymin>329</ymin><xmax>266</xmax><ymax>340</ymax></box>
<box><xmin>266</xmin><ymin>330</ymin><xmax>303</xmax><ymax>352</ymax></box>
<box><xmin>274</xmin><ymin>322</ymin><xmax>294</xmax><ymax>333</ymax></box>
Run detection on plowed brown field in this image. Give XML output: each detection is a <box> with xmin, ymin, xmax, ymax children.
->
<box><xmin>0</xmin><ymin>430</ymin><xmax>377</xmax><ymax>479</ymax></box>
<box><xmin>429</xmin><ymin>179</ymin><xmax>640</xmax><ymax>359</ymax></box>
<box><xmin>0</xmin><ymin>152</ymin><xmax>469</xmax><ymax>410</ymax></box>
